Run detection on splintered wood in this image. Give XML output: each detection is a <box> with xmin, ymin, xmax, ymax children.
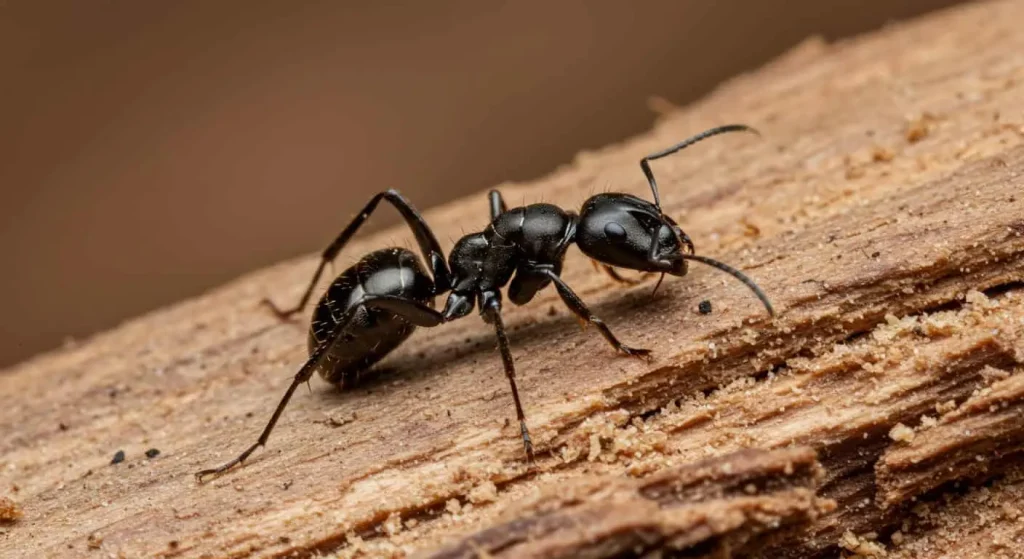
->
<box><xmin>888</xmin><ymin>466</ymin><xmax>1024</xmax><ymax>559</ymax></box>
<box><xmin>876</xmin><ymin>364</ymin><xmax>1024</xmax><ymax>508</ymax></box>
<box><xmin>2</xmin><ymin>1</ymin><xmax>1024</xmax><ymax>558</ymax></box>
<box><xmin>0</xmin><ymin>496</ymin><xmax>23</xmax><ymax>523</ymax></box>
<box><xmin>420</xmin><ymin>448</ymin><xmax>834</xmax><ymax>559</ymax></box>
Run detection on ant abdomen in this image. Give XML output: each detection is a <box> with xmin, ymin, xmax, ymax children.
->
<box><xmin>308</xmin><ymin>247</ymin><xmax>435</xmax><ymax>385</ymax></box>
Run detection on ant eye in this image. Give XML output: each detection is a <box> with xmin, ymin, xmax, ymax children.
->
<box><xmin>604</xmin><ymin>222</ymin><xmax>627</xmax><ymax>241</ymax></box>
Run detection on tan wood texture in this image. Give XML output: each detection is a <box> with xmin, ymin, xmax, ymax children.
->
<box><xmin>2</xmin><ymin>1</ymin><xmax>1024</xmax><ymax>557</ymax></box>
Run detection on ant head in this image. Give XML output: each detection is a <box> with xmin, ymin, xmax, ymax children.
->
<box><xmin>577</xmin><ymin>193</ymin><xmax>774</xmax><ymax>316</ymax></box>
<box><xmin>573</xmin><ymin>124</ymin><xmax>773</xmax><ymax>315</ymax></box>
<box><xmin>577</xmin><ymin>193</ymin><xmax>693</xmax><ymax>276</ymax></box>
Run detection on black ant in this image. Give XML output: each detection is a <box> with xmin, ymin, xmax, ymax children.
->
<box><xmin>196</xmin><ymin>124</ymin><xmax>774</xmax><ymax>481</ymax></box>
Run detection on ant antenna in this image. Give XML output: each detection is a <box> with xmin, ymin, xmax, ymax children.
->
<box><xmin>681</xmin><ymin>254</ymin><xmax>774</xmax><ymax>317</ymax></box>
<box><xmin>640</xmin><ymin>124</ymin><xmax>760</xmax><ymax>211</ymax></box>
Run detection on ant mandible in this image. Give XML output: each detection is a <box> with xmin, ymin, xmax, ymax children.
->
<box><xmin>196</xmin><ymin>124</ymin><xmax>774</xmax><ymax>481</ymax></box>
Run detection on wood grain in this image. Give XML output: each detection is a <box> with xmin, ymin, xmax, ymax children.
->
<box><xmin>2</xmin><ymin>1</ymin><xmax>1024</xmax><ymax>557</ymax></box>
<box><xmin>420</xmin><ymin>448</ymin><xmax>834</xmax><ymax>559</ymax></box>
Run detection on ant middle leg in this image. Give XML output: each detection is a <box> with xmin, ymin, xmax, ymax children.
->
<box><xmin>480</xmin><ymin>293</ymin><xmax>534</xmax><ymax>462</ymax></box>
<box><xmin>263</xmin><ymin>189</ymin><xmax>452</xmax><ymax>320</ymax></box>
<box><xmin>536</xmin><ymin>268</ymin><xmax>652</xmax><ymax>360</ymax></box>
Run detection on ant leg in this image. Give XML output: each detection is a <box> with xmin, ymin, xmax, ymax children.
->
<box><xmin>488</xmin><ymin>189</ymin><xmax>508</xmax><ymax>220</ymax></box>
<box><xmin>196</xmin><ymin>295</ymin><xmax>444</xmax><ymax>482</ymax></box>
<box><xmin>537</xmin><ymin>269</ymin><xmax>652</xmax><ymax>360</ymax></box>
<box><xmin>594</xmin><ymin>263</ymin><xmax>651</xmax><ymax>286</ymax></box>
<box><xmin>640</xmin><ymin>124</ymin><xmax>759</xmax><ymax>210</ymax></box>
<box><xmin>196</xmin><ymin>302</ymin><xmax>363</xmax><ymax>481</ymax></box>
<box><xmin>263</xmin><ymin>189</ymin><xmax>452</xmax><ymax>320</ymax></box>
<box><xmin>479</xmin><ymin>295</ymin><xmax>534</xmax><ymax>462</ymax></box>
<box><xmin>362</xmin><ymin>295</ymin><xmax>445</xmax><ymax>326</ymax></box>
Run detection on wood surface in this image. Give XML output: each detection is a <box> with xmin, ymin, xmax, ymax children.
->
<box><xmin>3</xmin><ymin>1</ymin><xmax>1024</xmax><ymax>557</ymax></box>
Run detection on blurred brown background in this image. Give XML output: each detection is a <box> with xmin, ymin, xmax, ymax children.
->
<box><xmin>0</xmin><ymin>0</ymin><xmax>963</xmax><ymax>368</ymax></box>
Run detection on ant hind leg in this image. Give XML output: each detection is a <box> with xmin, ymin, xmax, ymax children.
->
<box><xmin>196</xmin><ymin>294</ymin><xmax>446</xmax><ymax>482</ymax></box>
<box><xmin>263</xmin><ymin>189</ymin><xmax>452</xmax><ymax>320</ymax></box>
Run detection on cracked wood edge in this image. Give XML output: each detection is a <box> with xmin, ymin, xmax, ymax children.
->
<box><xmin>418</xmin><ymin>448</ymin><xmax>833</xmax><ymax>559</ymax></box>
<box><xmin>886</xmin><ymin>466</ymin><xmax>1024</xmax><ymax>559</ymax></box>
<box><xmin>876</xmin><ymin>362</ymin><xmax>1024</xmax><ymax>508</ymax></box>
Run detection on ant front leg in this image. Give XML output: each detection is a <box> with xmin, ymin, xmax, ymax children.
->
<box><xmin>263</xmin><ymin>189</ymin><xmax>451</xmax><ymax>320</ymax></box>
<box><xmin>479</xmin><ymin>291</ymin><xmax>534</xmax><ymax>463</ymax></box>
<box><xmin>536</xmin><ymin>268</ymin><xmax>652</xmax><ymax>360</ymax></box>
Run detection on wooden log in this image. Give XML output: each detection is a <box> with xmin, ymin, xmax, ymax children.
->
<box><xmin>2</xmin><ymin>0</ymin><xmax>1024</xmax><ymax>557</ymax></box>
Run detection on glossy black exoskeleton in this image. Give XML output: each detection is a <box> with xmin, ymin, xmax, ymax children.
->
<box><xmin>196</xmin><ymin>124</ymin><xmax>774</xmax><ymax>481</ymax></box>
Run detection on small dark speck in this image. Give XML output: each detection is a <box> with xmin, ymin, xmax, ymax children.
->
<box><xmin>1010</xmin><ymin>196</ymin><xmax>1016</xmax><ymax>203</ymax></box>
<box><xmin>145</xmin><ymin>448</ymin><xmax>161</xmax><ymax>459</ymax></box>
<box><xmin>279</xmin><ymin>536</ymin><xmax>291</xmax><ymax>545</ymax></box>
<box><xmin>282</xmin><ymin>480</ymin><xmax>293</xmax><ymax>490</ymax></box>
<box><xmin>111</xmin><ymin>450</ymin><xmax>125</xmax><ymax>465</ymax></box>
<box><xmin>447</xmin><ymin>409</ymin><xmax>452</xmax><ymax>418</ymax></box>
<box><xmin>245</xmin><ymin>411</ymin><xmax>254</xmax><ymax>418</ymax></box>
<box><xmin>698</xmin><ymin>300</ymin><xmax>713</xmax><ymax>315</ymax></box>
<box><xmin>871</xmin><ymin>251</ymin><xmax>881</xmax><ymax>258</ymax></box>
<box><xmin>168</xmin><ymin>541</ymin><xmax>179</xmax><ymax>550</ymax></box>
<box><xmin>59</xmin><ymin>422</ymin><xmax>69</xmax><ymax>431</ymax></box>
